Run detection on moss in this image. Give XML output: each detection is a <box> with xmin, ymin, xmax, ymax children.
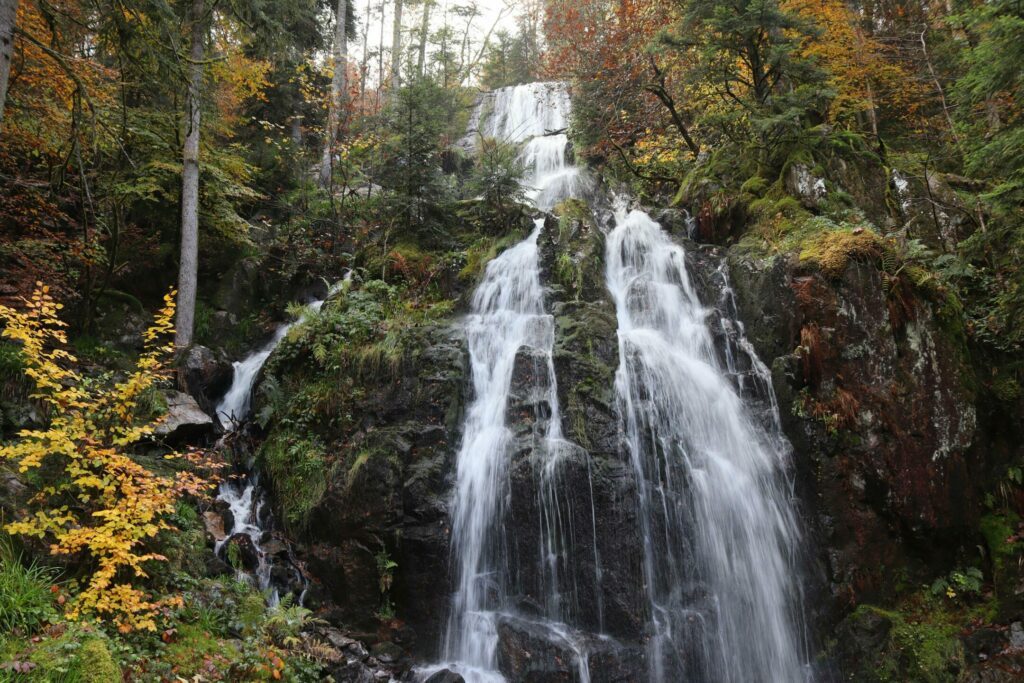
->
<box><xmin>991</xmin><ymin>373</ymin><xmax>1022</xmax><ymax>402</ymax></box>
<box><xmin>739</xmin><ymin>175</ymin><xmax>769</xmax><ymax>197</ymax></box>
<box><xmin>980</xmin><ymin>513</ymin><xmax>1021</xmax><ymax>586</ymax></box>
<box><xmin>260</xmin><ymin>432</ymin><xmax>330</xmax><ymax>531</ymax></box>
<box><xmin>459</xmin><ymin>233</ymin><xmax>523</xmax><ymax>282</ymax></box>
<box><xmin>554</xmin><ymin>252</ymin><xmax>584</xmax><ymax>300</ymax></box>
<box><xmin>346</xmin><ymin>450</ymin><xmax>372</xmax><ymax>489</ymax></box>
<box><xmin>798</xmin><ymin>228</ymin><xmax>884</xmax><ymax>278</ymax></box>
<box><xmin>162</xmin><ymin>623</ymin><xmax>236</xmax><ymax>679</ymax></box>
<box><xmin>78</xmin><ymin>639</ymin><xmax>120</xmax><ymax>683</ymax></box>
<box><xmin>851</xmin><ymin>602</ymin><xmax>964</xmax><ymax>683</ymax></box>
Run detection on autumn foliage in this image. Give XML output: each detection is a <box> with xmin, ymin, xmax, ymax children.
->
<box><xmin>0</xmin><ymin>284</ymin><xmax>209</xmax><ymax>631</ymax></box>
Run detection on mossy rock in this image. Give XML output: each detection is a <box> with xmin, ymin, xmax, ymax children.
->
<box><xmin>798</xmin><ymin>228</ymin><xmax>884</xmax><ymax>279</ymax></box>
<box><xmin>836</xmin><ymin>603</ymin><xmax>964</xmax><ymax>682</ymax></box>
<box><xmin>259</xmin><ymin>432</ymin><xmax>330</xmax><ymax>532</ymax></box>
<box><xmin>78</xmin><ymin>639</ymin><xmax>121</xmax><ymax>683</ymax></box>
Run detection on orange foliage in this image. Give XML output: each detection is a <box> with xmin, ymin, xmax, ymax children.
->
<box><xmin>783</xmin><ymin>0</ymin><xmax>921</xmax><ymax>127</ymax></box>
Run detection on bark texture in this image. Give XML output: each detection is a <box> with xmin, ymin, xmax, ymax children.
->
<box><xmin>0</xmin><ymin>0</ymin><xmax>18</xmax><ymax>128</ymax></box>
<box><xmin>319</xmin><ymin>0</ymin><xmax>349</xmax><ymax>187</ymax></box>
<box><xmin>176</xmin><ymin>0</ymin><xmax>206</xmax><ymax>348</ymax></box>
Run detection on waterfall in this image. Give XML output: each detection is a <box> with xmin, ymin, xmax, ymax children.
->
<box><xmin>479</xmin><ymin>81</ymin><xmax>588</xmax><ymax>211</ymax></box>
<box><xmin>436</xmin><ymin>81</ymin><xmax>809</xmax><ymax>682</ymax></box>
<box><xmin>213</xmin><ymin>284</ymin><xmax>341</xmax><ymax>601</ymax></box>
<box><xmin>441</xmin><ymin>224</ymin><xmax>555</xmax><ymax>680</ymax></box>
<box><xmin>605</xmin><ymin>207</ymin><xmax>808</xmax><ymax>682</ymax></box>
<box><xmin>436</xmin><ymin>82</ymin><xmax>594</xmax><ymax>683</ymax></box>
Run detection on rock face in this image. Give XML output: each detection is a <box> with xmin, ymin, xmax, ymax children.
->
<box><xmin>535</xmin><ymin>208</ymin><xmax>647</xmax><ymax>641</ymax></box>
<box><xmin>244</xmin><ymin>194</ymin><xmax>1007</xmax><ymax>681</ymax></box>
<box><xmin>726</xmin><ymin>249</ymin><xmax>981</xmax><ymax>630</ymax></box>
<box><xmin>261</xmin><ymin>320</ymin><xmax>467</xmax><ymax>655</ymax></box>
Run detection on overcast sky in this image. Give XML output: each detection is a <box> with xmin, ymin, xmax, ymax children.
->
<box><xmin>353</xmin><ymin>0</ymin><xmax>522</xmax><ymax>85</ymax></box>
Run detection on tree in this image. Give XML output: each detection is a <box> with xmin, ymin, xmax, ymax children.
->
<box><xmin>416</xmin><ymin>0</ymin><xmax>432</xmax><ymax>76</ymax></box>
<box><xmin>0</xmin><ymin>284</ymin><xmax>208</xmax><ymax>631</ymax></box>
<box><xmin>0</xmin><ymin>0</ymin><xmax>15</xmax><ymax>128</ymax></box>
<box><xmin>390</xmin><ymin>0</ymin><xmax>403</xmax><ymax>96</ymax></box>
<box><xmin>175</xmin><ymin>0</ymin><xmax>208</xmax><ymax>349</ymax></box>
<box><xmin>320</xmin><ymin>0</ymin><xmax>352</xmax><ymax>186</ymax></box>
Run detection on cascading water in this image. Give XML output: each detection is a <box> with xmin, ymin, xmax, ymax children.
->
<box><xmin>605</xmin><ymin>206</ymin><xmax>808</xmax><ymax>682</ymax></box>
<box><xmin>214</xmin><ymin>286</ymin><xmax>341</xmax><ymax>601</ymax></box>
<box><xmin>480</xmin><ymin>81</ymin><xmax>588</xmax><ymax>211</ymax></box>
<box><xmin>436</xmin><ymin>82</ymin><xmax>596</xmax><ymax>683</ymax></box>
<box><xmin>441</xmin><ymin>225</ymin><xmax>557</xmax><ymax>681</ymax></box>
<box><xmin>437</xmin><ymin>81</ymin><xmax>809</xmax><ymax>682</ymax></box>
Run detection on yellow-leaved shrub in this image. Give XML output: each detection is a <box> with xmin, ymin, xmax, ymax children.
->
<box><xmin>0</xmin><ymin>283</ymin><xmax>210</xmax><ymax>632</ymax></box>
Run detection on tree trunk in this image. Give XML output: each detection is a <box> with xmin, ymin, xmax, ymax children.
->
<box><xmin>417</xmin><ymin>0</ymin><xmax>430</xmax><ymax>76</ymax></box>
<box><xmin>390</xmin><ymin>0</ymin><xmax>403</xmax><ymax>96</ymax></box>
<box><xmin>175</xmin><ymin>0</ymin><xmax>206</xmax><ymax>349</ymax></box>
<box><xmin>320</xmin><ymin>0</ymin><xmax>349</xmax><ymax>186</ymax></box>
<box><xmin>0</xmin><ymin>0</ymin><xmax>17</xmax><ymax>129</ymax></box>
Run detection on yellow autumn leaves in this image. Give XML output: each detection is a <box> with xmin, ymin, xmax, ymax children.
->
<box><xmin>0</xmin><ymin>284</ymin><xmax>211</xmax><ymax>632</ymax></box>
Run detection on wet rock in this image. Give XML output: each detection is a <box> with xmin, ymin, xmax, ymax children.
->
<box><xmin>370</xmin><ymin>641</ymin><xmax>403</xmax><ymax>665</ymax></box>
<box><xmin>202</xmin><ymin>511</ymin><xmax>227</xmax><ymax>542</ymax></box>
<box><xmin>496</xmin><ymin>615</ymin><xmax>641</xmax><ymax>683</ymax></box>
<box><xmin>423</xmin><ymin>669</ymin><xmax>465</xmax><ymax>683</ymax></box>
<box><xmin>727</xmin><ymin>246</ymin><xmax>980</xmax><ymax>630</ymax></box>
<box><xmin>177</xmin><ymin>344</ymin><xmax>233</xmax><ymax>412</ymax></box>
<box><xmin>223</xmin><ymin>533</ymin><xmax>259</xmax><ymax>571</ymax></box>
<box><xmin>330</xmin><ymin>660</ymin><xmax>376</xmax><ymax>683</ymax></box>
<box><xmin>153</xmin><ymin>390</ymin><xmax>215</xmax><ymax>443</ymax></box>
<box><xmin>536</xmin><ymin>214</ymin><xmax>647</xmax><ymax>641</ymax></box>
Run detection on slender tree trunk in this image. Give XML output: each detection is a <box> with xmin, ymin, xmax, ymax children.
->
<box><xmin>0</xmin><ymin>0</ymin><xmax>17</xmax><ymax>129</ymax></box>
<box><xmin>417</xmin><ymin>0</ymin><xmax>430</xmax><ymax>76</ymax></box>
<box><xmin>320</xmin><ymin>0</ymin><xmax>349</xmax><ymax>186</ymax></box>
<box><xmin>176</xmin><ymin>0</ymin><xmax>206</xmax><ymax>349</ymax></box>
<box><xmin>919</xmin><ymin>26</ymin><xmax>961</xmax><ymax>149</ymax></box>
<box><xmin>359</xmin><ymin>0</ymin><xmax>371</xmax><ymax>100</ymax></box>
<box><xmin>376</xmin><ymin>0</ymin><xmax>385</xmax><ymax>110</ymax></box>
<box><xmin>390</xmin><ymin>0</ymin><xmax>403</xmax><ymax>96</ymax></box>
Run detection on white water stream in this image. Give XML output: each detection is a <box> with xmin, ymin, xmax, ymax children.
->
<box><xmin>213</xmin><ymin>286</ymin><xmax>340</xmax><ymax>601</ymax></box>
<box><xmin>606</xmin><ymin>207</ymin><xmax>808</xmax><ymax>682</ymax></box>
<box><xmin>435</xmin><ymin>83</ymin><xmax>594</xmax><ymax>683</ymax></box>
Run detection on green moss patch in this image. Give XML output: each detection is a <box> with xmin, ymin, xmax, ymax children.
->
<box><xmin>259</xmin><ymin>433</ymin><xmax>330</xmax><ymax>532</ymax></box>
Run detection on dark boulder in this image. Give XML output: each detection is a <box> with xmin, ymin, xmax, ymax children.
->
<box><xmin>223</xmin><ymin>533</ymin><xmax>260</xmax><ymax>571</ymax></box>
<box><xmin>423</xmin><ymin>669</ymin><xmax>465</xmax><ymax>683</ymax></box>
<box><xmin>177</xmin><ymin>344</ymin><xmax>233</xmax><ymax>412</ymax></box>
<box><xmin>496</xmin><ymin>615</ymin><xmax>642</xmax><ymax>683</ymax></box>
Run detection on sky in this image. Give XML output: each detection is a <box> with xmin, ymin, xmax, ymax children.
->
<box><xmin>353</xmin><ymin>0</ymin><xmax>522</xmax><ymax>85</ymax></box>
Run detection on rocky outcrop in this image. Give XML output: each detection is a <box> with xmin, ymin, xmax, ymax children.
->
<box><xmin>154</xmin><ymin>390</ymin><xmax>216</xmax><ymax>443</ymax></box>
<box><xmin>727</xmin><ymin>248</ymin><xmax>980</xmax><ymax>620</ymax></box>
<box><xmin>535</xmin><ymin>206</ymin><xmax>646</xmax><ymax>642</ymax></box>
<box><xmin>259</xmin><ymin>319</ymin><xmax>467</xmax><ymax>655</ymax></box>
<box><xmin>177</xmin><ymin>344</ymin><xmax>233</xmax><ymax>414</ymax></box>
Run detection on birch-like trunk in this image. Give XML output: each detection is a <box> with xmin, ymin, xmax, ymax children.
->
<box><xmin>390</xmin><ymin>0</ymin><xmax>403</xmax><ymax>97</ymax></box>
<box><xmin>320</xmin><ymin>0</ymin><xmax>348</xmax><ymax>186</ymax></box>
<box><xmin>417</xmin><ymin>0</ymin><xmax>430</xmax><ymax>76</ymax></box>
<box><xmin>0</xmin><ymin>0</ymin><xmax>18</xmax><ymax>129</ymax></box>
<box><xmin>176</xmin><ymin>0</ymin><xmax>205</xmax><ymax>348</ymax></box>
